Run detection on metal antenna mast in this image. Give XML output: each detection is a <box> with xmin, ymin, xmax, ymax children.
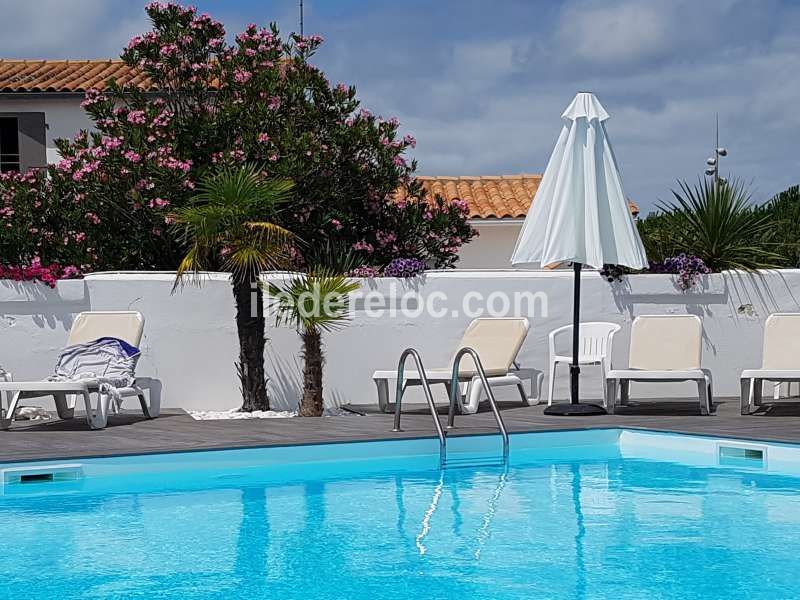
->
<box><xmin>300</xmin><ymin>0</ymin><xmax>304</xmax><ymax>36</ymax></box>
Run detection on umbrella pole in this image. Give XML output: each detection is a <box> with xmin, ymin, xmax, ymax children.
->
<box><xmin>543</xmin><ymin>262</ymin><xmax>607</xmax><ymax>416</ymax></box>
<box><xmin>570</xmin><ymin>261</ymin><xmax>581</xmax><ymax>404</ymax></box>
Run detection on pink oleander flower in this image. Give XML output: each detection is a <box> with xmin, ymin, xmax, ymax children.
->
<box><xmin>257</xmin><ymin>133</ymin><xmax>270</xmax><ymax>143</ymax></box>
<box><xmin>123</xmin><ymin>150</ymin><xmax>142</xmax><ymax>163</ymax></box>
<box><xmin>101</xmin><ymin>136</ymin><xmax>123</xmax><ymax>150</ymax></box>
<box><xmin>348</xmin><ymin>265</ymin><xmax>380</xmax><ymax>278</ymax></box>
<box><xmin>149</xmin><ymin>197</ymin><xmax>170</xmax><ymax>209</ymax></box>
<box><xmin>85</xmin><ymin>212</ymin><xmax>101</xmax><ymax>225</ymax></box>
<box><xmin>127</xmin><ymin>110</ymin><xmax>147</xmax><ymax>125</ymax></box>
<box><xmin>234</xmin><ymin>69</ymin><xmax>252</xmax><ymax>83</ymax></box>
<box><xmin>56</xmin><ymin>158</ymin><xmax>74</xmax><ymax>172</ymax></box>
<box><xmin>451</xmin><ymin>198</ymin><xmax>469</xmax><ymax>213</ymax></box>
<box><xmin>376</xmin><ymin>230</ymin><xmax>397</xmax><ymax>246</ymax></box>
<box><xmin>352</xmin><ymin>240</ymin><xmax>374</xmax><ymax>253</ymax></box>
<box><xmin>330</xmin><ymin>218</ymin><xmax>343</xmax><ymax>231</ymax></box>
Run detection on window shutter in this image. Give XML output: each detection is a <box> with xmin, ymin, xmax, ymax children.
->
<box><xmin>16</xmin><ymin>112</ymin><xmax>46</xmax><ymax>171</ymax></box>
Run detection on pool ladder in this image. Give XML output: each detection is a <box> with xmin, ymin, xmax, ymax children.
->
<box><xmin>392</xmin><ymin>347</ymin><xmax>509</xmax><ymax>468</ymax></box>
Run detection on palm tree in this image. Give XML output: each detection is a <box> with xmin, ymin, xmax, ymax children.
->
<box><xmin>268</xmin><ymin>270</ymin><xmax>359</xmax><ymax>416</ymax></box>
<box><xmin>658</xmin><ymin>178</ymin><xmax>783</xmax><ymax>271</ymax></box>
<box><xmin>172</xmin><ymin>165</ymin><xmax>294</xmax><ymax>412</ymax></box>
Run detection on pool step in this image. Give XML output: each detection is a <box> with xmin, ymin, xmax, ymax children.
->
<box><xmin>441</xmin><ymin>456</ymin><xmax>508</xmax><ymax>470</ymax></box>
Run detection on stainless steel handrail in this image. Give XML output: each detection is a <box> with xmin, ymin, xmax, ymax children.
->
<box><xmin>392</xmin><ymin>348</ymin><xmax>446</xmax><ymax>466</ymax></box>
<box><xmin>447</xmin><ymin>347</ymin><xmax>510</xmax><ymax>461</ymax></box>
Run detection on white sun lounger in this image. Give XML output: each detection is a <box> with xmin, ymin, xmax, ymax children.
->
<box><xmin>0</xmin><ymin>311</ymin><xmax>157</xmax><ymax>430</ymax></box>
<box><xmin>605</xmin><ymin>315</ymin><xmax>713</xmax><ymax>415</ymax></box>
<box><xmin>740</xmin><ymin>313</ymin><xmax>800</xmax><ymax>415</ymax></box>
<box><xmin>372</xmin><ymin>317</ymin><xmax>543</xmax><ymax>415</ymax></box>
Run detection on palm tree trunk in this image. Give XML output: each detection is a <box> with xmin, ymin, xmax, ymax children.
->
<box><xmin>233</xmin><ymin>277</ymin><xmax>269</xmax><ymax>412</ymax></box>
<box><xmin>300</xmin><ymin>328</ymin><xmax>324</xmax><ymax>416</ymax></box>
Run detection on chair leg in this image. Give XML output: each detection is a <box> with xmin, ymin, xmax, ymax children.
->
<box><xmin>547</xmin><ymin>361</ymin><xmax>557</xmax><ymax>406</ymax></box>
<box><xmin>620</xmin><ymin>380</ymin><xmax>630</xmax><ymax>406</ymax></box>
<box><xmin>697</xmin><ymin>379</ymin><xmax>710</xmax><ymax>416</ymax></box>
<box><xmin>0</xmin><ymin>390</ymin><xmax>23</xmax><ymax>430</ymax></box>
<box><xmin>138</xmin><ymin>392</ymin><xmax>153</xmax><ymax>419</ymax></box>
<box><xmin>753</xmin><ymin>378</ymin><xmax>763</xmax><ymax>407</ymax></box>
<box><xmin>375</xmin><ymin>379</ymin><xmax>391</xmax><ymax>413</ymax></box>
<box><xmin>85</xmin><ymin>391</ymin><xmax>108</xmax><ymax>430</ymax></box>
<box><xmin>53</xmin><ymin>392</ymin><xmax>75</xmax><ymax>420</ymax></box>
<box><xmin>515</xmin><ymin>381</ymin><xmax>528</xmax><ymax>406</ymax></box>
<box><xmin>600</xmin><ymin>360</ymin><xmax>608</xmax><ymax>407</ymax></box>
<box><xmin>463</xmin><ymin>378</ymin><xmax>482</xmax><ymax>415</ymax></box>
<box><xmin>740</xmin><ymin>378</ymin><xmax>752</xmax><ymax>415</ymax></box>
<box><xmin>605</xmin><ymin>379</ymin><xmax>618</xmax><ymax>415</ymax></box>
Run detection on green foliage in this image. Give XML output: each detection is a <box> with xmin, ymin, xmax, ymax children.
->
<box><xmin>0</xmin><ymin>3</ymin><xmax>475</xmax><ymax>276</ymax></box>
<box><xmin>642</xmin><ymin>178</ymin><xmax>783</xmax><ymax>271</ymax></box>
<box><xmin>636</xmin><ymin>211</ymin><xmax>677</xmax><ymax>264</ymax></box>
<box><xmin>755</xmin><ymin>185</ymin><xmax>800</xmax><ymax>268</ymax></box>
<box><xmin>268</xmin><ymin>270</ymin><xmax>360</xmax><ymax>335</ymax></box>
<box><xmin>171</xmin><ymin>165</ymin><xmax>293</xmax><ymax>285</ymax></box>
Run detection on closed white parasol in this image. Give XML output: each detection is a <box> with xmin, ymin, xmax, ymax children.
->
<box><xmin>511</xmin><ymin>92</ymin><xmax>647</xmax><ymax>415</ymax></box>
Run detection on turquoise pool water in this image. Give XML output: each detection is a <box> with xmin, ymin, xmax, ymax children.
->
<box><xmin>2</xmin><ymin>430</ymin><xmax>800</xmax><ymax>599</ymax></box>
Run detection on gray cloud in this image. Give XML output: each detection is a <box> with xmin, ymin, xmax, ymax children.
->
<box><xmin>1</xmin><ymin>0</ymin><xmax>798</xmax><ymax>212</ymax></box>
<box><xmin>0</xmin><ymin>0</ymin><xmax>147</xmax><ymax>58</ymax></box>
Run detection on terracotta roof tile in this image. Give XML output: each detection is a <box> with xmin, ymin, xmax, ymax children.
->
<box><xmin>402</xmin><ymin>174</ymin><xmax>640</xmax><ymax>220</ymax></box>
<box><xmin>407</xmin><ymin>174</ymin><xmax>543</xmax><ymax>219</ymax></box>
<box><xmin>0</xmin><ymin>60</ymin><xmax>157</xmax><ymax>93</ymax></box>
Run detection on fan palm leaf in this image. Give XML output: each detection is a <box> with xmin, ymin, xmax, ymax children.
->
<box><xmin>171</xmin><ymin>165</ymin><xmax>294</xmax><ymax>287</ymax></box>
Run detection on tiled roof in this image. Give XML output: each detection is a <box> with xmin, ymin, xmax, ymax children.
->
<box><xmin>0</xmin><ymin>60</ymin><xmax>155</xmax><ymax>93</ymax></box>
<box><xmin>411</xmin><ymin>174</ymin><xmax>543</xmax><ymax>219</ymax></box>
<box><xmin>408</xmin><ymin>174</ymin><xmax>640</xmax><ymax>220</ymax></box>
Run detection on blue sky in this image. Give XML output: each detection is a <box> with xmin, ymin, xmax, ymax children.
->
<box><xmin>2</xmin><ymin>0</ymin><xmax>799</xmax><ymax>213</ymax></box>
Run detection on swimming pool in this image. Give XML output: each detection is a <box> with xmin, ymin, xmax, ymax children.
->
<box><xmin>2</xmin><ymin>428</ymin><xmax>800</xmax><ymax>599</ymax></box>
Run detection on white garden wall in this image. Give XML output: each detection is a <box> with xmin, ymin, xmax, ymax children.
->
<box><xmin>0</xmin><ymin>269</ymin><xmax>798</xmax><ymax>413</ymax></box>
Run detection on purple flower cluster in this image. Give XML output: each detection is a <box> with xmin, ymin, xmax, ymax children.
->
<box><xmin>382</xmin><ymin>257</ymin><xmax>426</xmax><ymax>278</ymax></box>
<box><xmin>649</xmin><ymin>254</ymin><xmax>711</xmax><ymax>290</ymax></box>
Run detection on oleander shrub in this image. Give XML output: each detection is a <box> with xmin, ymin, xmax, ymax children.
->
<box><xmin>0</xmin><ymin>2</ymin><xmax>476</xmax><ymax>278</ymax></box>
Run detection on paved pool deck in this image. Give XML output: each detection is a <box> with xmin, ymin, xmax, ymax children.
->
<box><xmin>2</xmin><ymin>396</ymin><xmax>800</xmax><ymax>463</ymax></box>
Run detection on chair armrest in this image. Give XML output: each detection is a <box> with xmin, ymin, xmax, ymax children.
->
<box><xmin>606</xmin><ymin>329</ymin><xmax>617</xmax><ymax>370</ymax></box>
<box><xmin>549</xmin><ymin>324</ymin><xmax>571</xmax><ymax>357</ymax></box>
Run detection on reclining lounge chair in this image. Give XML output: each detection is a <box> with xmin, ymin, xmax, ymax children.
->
<box><xmin>0</xmin><ymin>311</ymin><xmax>157</xmax><ymax>430</ymax></box>
<box><xmin>741</xmin><ymin>313</ymin><xmax>800</xmax><ymax>415</ymax></box>
<box><xmin>372</xmin><ymin>317</ymin><xmax>543</xmax><ymax>415</ymax></box>
<box><xmin>605</xmin><ymin>314</ymin><xmax>713</xmax><ymax>415</ymax></box>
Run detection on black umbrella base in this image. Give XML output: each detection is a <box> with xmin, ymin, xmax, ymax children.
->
<box><xmin>544</xmin><ymin>402</ymin><xmax>607</xmax><ymax>416</ymax></box>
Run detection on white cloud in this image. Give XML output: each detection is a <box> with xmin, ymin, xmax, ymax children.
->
<box><xmin>556</xmin><ymin>1</ymin><xmax>672</xmax><ymax>66</ymax></box>
<box><xmin>0</xmin><ymin>0</ymin><xmax>148</xmax><ymax>58</ymax></box>
<box><xmin>2</xmin><ymin>0</ymin><xmax>798</xmax><ymax>212</ymax></box>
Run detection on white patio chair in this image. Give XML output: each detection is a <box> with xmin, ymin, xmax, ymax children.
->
<box><xmin>547</xmin><ymin>322</ymin><xmax>621</xmax><ymax>406</ymax></box>
<box><xmin>741</xmin><ymin>313</ymin><xmax>800</xmax><ymax>415</ymax></box>
<box><xmin>605</xmin><ymin>315</ymin><xmax>713</xmax><ymax>415</ymax></box>
<box><xmin>0</xmin><ymin>311</ymin><xmax>158</xmax><ymax>430</ymax></box>
<box><xmin>372</xmin><ymin>317</ymin><xmax>543</xmax><ymax>415</ymax></box>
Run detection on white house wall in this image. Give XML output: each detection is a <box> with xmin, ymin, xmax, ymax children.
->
<box><xmin>0</xmin><ymin>96</ymin><xmax>92</xmax><ymax>163</ymax></box>
<box><xmin>0</xmin><ymin>270</ymin><xmax>797</xmax><ymax>413</ymax></box>
<box><xmin>457</xmin><ymin>221</ymin><xmax>523</xmax><ymax>269</ymax></box>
